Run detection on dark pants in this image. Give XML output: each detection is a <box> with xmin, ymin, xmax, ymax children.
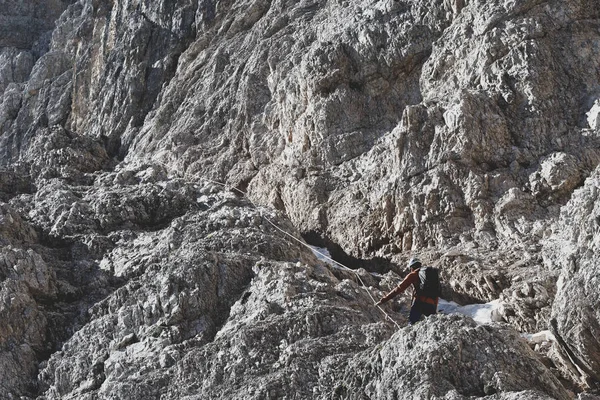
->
<box><xmin>409</xmin><ymin>301</ymin><xmax>437</xmax><ymax>324</ymax></box>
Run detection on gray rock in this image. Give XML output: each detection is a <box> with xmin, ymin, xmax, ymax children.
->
<box><xmin>23</xmin><ymin>125</ymin><xmax>109</xmax><ymax>185</ymax></box>
<box><xmin>0</xmin><ymin>202</ymin><xmax>37</xmax><ymax>245</ymax></box>
<box><xmin>545</xmin><ymin>166</ymin><xmax>600</xmax><ymax>389</ymax></box>
<box><xmin>0</xmin><ymin>246</ymin><xmax>57</xmax><ymax>398</ymax></box>
<box><xmin>0</xmin><ymin>0</ymin><xmax>73</xmax><ymax>50</ymax></box>
<box><xmin>36</xmin><ymin>186</ymin><xmax>351</xmax><ymax>399</ymax></box>
<box><xmin>1</xmin><ymin>0</ymin><xmax>598</xmax><ymax>257</ymax></box>
<box><xmin>0</xmin><ymin>165</ymin><xmax>32</xmax><ymax>201</ymax></box>
<box><xmin>325</xmin><ymin>314</ymin><xmax>570</xmax><ymax>400</ymax></box>
<box><xmin>578</xmin><ymin>394</ymin><xmax>600</xmax><ymax>400</ymax></box>
<box><xmin>0</xmin><ymin>48</ymin><xmax>34</xmax><ymax>95</ymax></box>
<box><xmin>122</xmin><ymin>0</ymin><xmax>600</xmax><ymax>261</ymax></box>
<box><xmin>0</xmin><ymin>0</ymin><xmax>598</xmax><ymax>398</ymax></box>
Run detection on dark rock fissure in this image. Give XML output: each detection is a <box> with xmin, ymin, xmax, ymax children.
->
<box><xmin>302</xmin><ymin>230</ymin><xmax>394</xmax><ymax>274</ymax></box>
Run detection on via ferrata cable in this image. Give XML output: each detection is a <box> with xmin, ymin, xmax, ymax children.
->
<box><xmin>202</xmin><ymin>178</ymin><xmax>401</xmax><ymax>329</ymax></box>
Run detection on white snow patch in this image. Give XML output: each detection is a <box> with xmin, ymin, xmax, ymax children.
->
<box><xmin>310</xmin><ymin>246</ymin><xmax>335</xmax><ymax>265</ymax></box>
<box><xmin>438</xmin><ymin>299</ymin><xmax>501</xmax><ymax>324</ymax></box>
<box><xmin>587</xmin><ymin>100</ymin><xmax>600</xmax><ymax>129</ymax></box>
<box><xmin>521</xmin><ymin>330</ymin><xmax>555</xmax><ymax>344</ymax></box>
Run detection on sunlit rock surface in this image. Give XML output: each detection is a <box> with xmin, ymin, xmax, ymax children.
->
<box><xmin>0</xmin><ymin>0</ymin><xmax>599</xmax><ymax>398</ymax></box>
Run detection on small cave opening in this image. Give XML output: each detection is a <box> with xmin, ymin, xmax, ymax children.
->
<box><xmin>302</xmin><ymin>230</ymin><xmax>395</xmax><ymax>275</ymax></box>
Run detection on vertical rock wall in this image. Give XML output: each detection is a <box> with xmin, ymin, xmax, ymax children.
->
<box><xmin>0</xmin><ymin>0</ymin><xmax>600</xmax><ymax>398</ymax></box>
<box><xmin>544</xmin><ymin>166</ymin><xmax>600</xmax><ymax>389</ymax></box>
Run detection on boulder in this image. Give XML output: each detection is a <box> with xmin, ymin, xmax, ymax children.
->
<box><xmin>330</xmin><ymin>314</ymin><xmax>570</xmax><ymax>400</ymax></box>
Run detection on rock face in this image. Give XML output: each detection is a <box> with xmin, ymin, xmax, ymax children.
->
<box><xmin>0</xmin><ymin>0</ymin><xmax>599</xmax><ymax>398</ymax></box>
<box><xmin>120</xmin><ymin>0</ymin><xmax>600</xmax><ymax>260</ymax></box>
<box><xmin>35</xmin><ymin>181</ymin><xmax>321</xmax><ymax>399</ymax></box>
<box><xmin>0</xmin><ymin>0</ymin><xmax>75</xmax><ymax>164</ymax></box>
<box><xmin>0</xmin><ymin>0</ymin><xmax>72</xmax><ymax>50</ymax></box>
<box><xmin>544</xmin><ymin>166</ymin><xmax>600</xmax><ymax>388</ymax></box>
<box><xmin>0</xmin><ymin>246</ymin><xmax>56</xmax><ymax>396</ymax></box>
<box><xmin>331</xmin><ymin>314</ymin><xmax>570</xmax><ymax>400</ymax></box>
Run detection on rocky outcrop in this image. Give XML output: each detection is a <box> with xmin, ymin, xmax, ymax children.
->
<box><xmin>329</xmin><ymin>314</ymin><xmax>570</xmax><ymax>399</ymax></box>
<box><xmin>0</xmin><ymin>0</ymin><xmax>197</xmax><ymax>164</ymax></box>
<box><xmin>117</xmin><ymin>0</ymin><xmax>600</xmax><ymax>262</ymax></box>
<box><xmin>0</xmin><ymin>48</ymin><xmax>34</xmax><ymax>94</ymax></box>
<box><xmin>0</xmin><ymin>158</ymin><xmax>584</xmax><ymax>399</ymax></box>
<box><xmin>0</xmin><ymin>246</ymin><xmax>57</xmax><ymax>397</ymax></box>
<box><xmin>0</xmin><ymin>160</ymin><xmax>310</xmax><ymax>398</ymax></box>
<box><xmin>0</xmin><ymin>0</ymin><xmax>75</xmax><ymax>124</ymax></box>
<box><xmin>32</xmin><ymin>172</ymin><xmax>391</xmax><ymax>399</ymax></box>
<box><xmin>430</xmin><ymin>247</ymin><xmax>557</xmax><ymax>334</ymax></box>
<box><xmin>1</xmin><ymin>0</ymin><xmax>598</xmax><ymax>256</ymax></box>
<box><xmin>544</xmin><ymin>166</ymin><xmax>600</xmax><ymax>389</ymax></box>
<box><xmin>32</xmin><ymin>209</ymin><xmax>572</xmax><ymax>400</ymax></box>
<box><xmin>0</xmin><ymin>0</ymin><xmax>600</xmax><ymax>398</ymax></box>
<box><xmin>0</xmin><ymin>0</ymin><xmax>72</xmax><ymax>50</ymax></box>
<box><xmin>322</xmin><ymin>0</ymin><xmax>600</xmax><ymax>257</ymax></box>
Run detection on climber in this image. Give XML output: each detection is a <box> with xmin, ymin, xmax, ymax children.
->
<box><xmin>375</xmin><ymin>257</ymin><xmax>441</xmax><ymax>324</ymax></box>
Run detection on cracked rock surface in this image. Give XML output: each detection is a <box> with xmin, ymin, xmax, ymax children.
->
<box><xmin>0</xmin><ymin>0</ymin><xmax>600</xmax><ymax>398</ymax></box>
<box><xmin>544</xmin><ymin>166</ymin><xmax>600</xmax><ymax>388</ymax></box>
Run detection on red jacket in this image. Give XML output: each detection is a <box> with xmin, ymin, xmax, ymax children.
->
<box><xmin>379</xmin><ymin>269</ymin><xmax>438</xmax><ymax>306</ymax></box>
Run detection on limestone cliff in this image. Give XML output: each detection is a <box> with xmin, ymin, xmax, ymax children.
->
<box><xmin>1</xmin><ymin>0</ymin><xmax>599</xmax><ymax>398</ymax></box>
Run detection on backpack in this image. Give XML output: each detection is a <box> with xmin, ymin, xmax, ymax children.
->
<box><xmin>417</xmin><ymin>267</ymin><xmax>441</xmax><ymax>298</ymax></box>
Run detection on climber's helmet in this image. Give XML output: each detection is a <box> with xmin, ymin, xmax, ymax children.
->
<box><xmin>408</xmin><ymin>257</ymin><xmax>422</xmax><ymax>270</ymax></box>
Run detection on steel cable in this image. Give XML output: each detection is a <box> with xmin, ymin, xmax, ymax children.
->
<box><xmin>201</xmin><ymin>178</ymin><xmax>401</xmax><ymax>329</ymax></box>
